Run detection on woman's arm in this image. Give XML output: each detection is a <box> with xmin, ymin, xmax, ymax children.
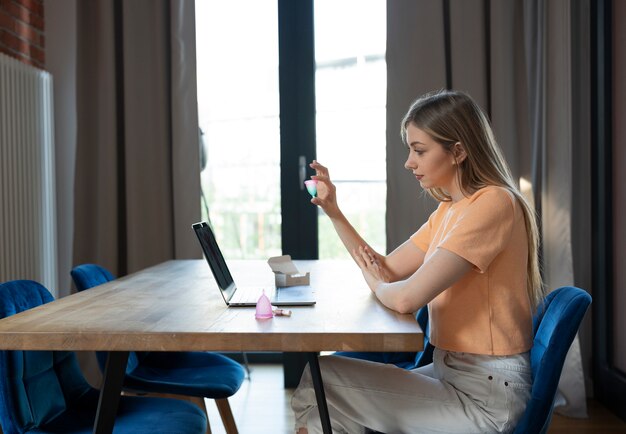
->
<box><xmin>355</xmin><ymin>246</ymin><xmax>472</xmax><ymax>314</ymax></box>
<box><xmin>310</xmin><ymin>161</ymin><xmax>425</xmax><ymax>282</ymax></box>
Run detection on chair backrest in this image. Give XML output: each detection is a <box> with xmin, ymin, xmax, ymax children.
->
<box><xmin>70</xmin><ymin>264</ymin><xmax>144</xmax><ymax>372</ymax></box>
<box><xmin>414</xmin><ymin>306</ymin><xmax>434</xmax><ymax>368</ymax></box>
<box><xmin>0</xmin><ymin>280</ymin><xmax>93</xmax><ymax>434</ymax></box>
<box><xmin>70</xmin><ymin>263</ymin><xmax>115</xmax><ymax>293</ymax></box>
<box><xmin>513</xmin><ymin>286</ymin><xmax>592</xmax><ymax>434</ymax></box>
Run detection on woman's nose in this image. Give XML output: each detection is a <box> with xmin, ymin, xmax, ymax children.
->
<box><xmin>404</xmin><ymin>155</ymin><xmax>414</xmax><ymax>170</ymax></box>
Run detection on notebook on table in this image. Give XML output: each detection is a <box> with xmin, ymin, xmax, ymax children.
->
<box><xmin>191</xmin><ymin>221</ymin><xmax>316</xmax><ymax>307</ymax></box>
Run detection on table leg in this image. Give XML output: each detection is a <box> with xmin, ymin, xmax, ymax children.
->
<box><xmin>307</xmin><ymin>352</ymin><xmax>332</xmax><ymax>434</ymax></box>
<box><xmin>93</xmin><ymin>351</ymin><xmax>129</xmax><ymax>434</ymax></box>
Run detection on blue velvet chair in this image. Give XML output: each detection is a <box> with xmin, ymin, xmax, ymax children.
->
<box><xmin>70</xmin><ymin>263</ymin><xmax>245</xmax><ymax>434</ymax></box>
<box><xmin>0</xmin><ymin>279</ymin><xmax>207</xmax><ymax>434</ymax></box>
<box><xmin>513</xmin><ymin>286</ymin><xmax>592</xmax><ymax>434</ymax></box>
<box><xmin>334</xmin><ymin>305</ymin><xmax>434</xmax><ymax>369</ymax></box>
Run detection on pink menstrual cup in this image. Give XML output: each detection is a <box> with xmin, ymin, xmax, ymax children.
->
<box><xmin>304</xmin><ymin>179</ymin><xmax>318</xmax><ymax>197</ymax></box>
<box><xmin>255</xmin><ymin>290</ymin><xmax>273</xmax><ymax>319</ymax></box>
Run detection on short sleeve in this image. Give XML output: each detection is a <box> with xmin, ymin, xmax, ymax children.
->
<box><xmin>410</xmin><ymin>206</ymin><xmax>442</xmax><ymax>253</ymax></box>
<box><xmin>439</xmin><ymin>188</ymin><xmax>517</xmax><ymax>273</ymax></box>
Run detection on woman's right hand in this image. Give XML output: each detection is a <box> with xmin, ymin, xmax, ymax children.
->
<box><xmin>310</xmin><ymin>160</ymin><xmax>394</xmax><ymax>281</ymax></box>
<box><xmin>309</xmin><ymin>160</ymin><xmax>341</xmax><ymax>219</ymax></box>
<box><xmin>353</xmin><ymin>245</ymin><xmax>391</xmax><ymax>286</ymax></box>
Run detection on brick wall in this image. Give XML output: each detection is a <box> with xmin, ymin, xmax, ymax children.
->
<box><xmin>0</xmin><ymin>0</ymin><xmax>44</xmax><ymax>68</ymax></box>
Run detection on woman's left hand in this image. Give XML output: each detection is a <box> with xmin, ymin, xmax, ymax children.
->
<box><xmin>353</xmin><ymin>245</ymin><xmax>390</xmax><ymax>293</ymax></box>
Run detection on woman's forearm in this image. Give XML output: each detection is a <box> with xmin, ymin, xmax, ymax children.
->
<box><xmin>332</xmin><ymin>213</ymin><xmax>414</xmax><ymax>283</ymax></box>
<box><xmin>329</xmin><ymin>212</ymin><xmax>370</xmax><ymax>262</ymax></box>
<box><xmin>373</xmin><ymin>248</ymin><xmax>473</xmax><ymax>314</ymax></box>
<box><xmin>374</xmin><ymin>281</ymin><xmax>420</xmax><ymax>314</ymax></box>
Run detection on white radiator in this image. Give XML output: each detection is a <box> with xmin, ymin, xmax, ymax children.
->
<box><xmin>0</xmin><ymin>53</ymin><xmax>58</xmax><ymax>296</ymax></box>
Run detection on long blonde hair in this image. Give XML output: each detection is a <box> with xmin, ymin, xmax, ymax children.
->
<box><xmin>401</xmin><ymin>90</ymin><xmax>545</xmax><ymax>312</ymax></box>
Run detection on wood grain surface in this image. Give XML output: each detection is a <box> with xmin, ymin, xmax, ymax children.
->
<box><xmin>0</xmin><ymin>260</ymin><xmax>423</xmax><ymax>353</ymax></box>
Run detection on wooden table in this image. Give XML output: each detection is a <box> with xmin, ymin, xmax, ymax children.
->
<box><xmin>0</xmin><ymin>259</ymin><xmax>423</xmax><ymax>433</ymax></box>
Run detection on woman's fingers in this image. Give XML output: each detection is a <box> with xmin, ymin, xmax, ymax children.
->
<box><xmin>353</xmin><ymin>247</ymin><xmax>366</xmax><ymax>264</ymax></box>
<box><xmin>356</xmin><ymin>246</ymin><xmax>376</xmax><ymax>271</ymax></box>
<box><xmin>362</xmin><ymin>245</ymin><xmax>376</xmax><ymax>264</ymax></box>
<box><xmin>308</xmin><ymin>160</ymin><xmax>342</xmax><ymax>217</ymax></box>
<box><xmin>363</xmin><ymin>246</ymin><xmax>379</xmax><ymax>263</ymax></box>
<box><xmin>310</xmin><ymin>175</ymin><xmax>335</xmax><ymax>204</ymax></box>
<box><xmin>311</xmin><ymin>174</ymin><xmax>330</xmax><ymax>183</ymax></box>
<box><xmin>357</xmin><ymin>245</ymin><xmax>389</xmax><ymax>282</ymax></box>
<box><xmin>352</xmin><ymin>248</ymin><xmax>363</xmax><ymax>265</ymax></box>
<box><xmin>362</xmin><ymin>246</ymin><xmax>389</xmax><ymax>282</ymax></box>
<box><xmin>310</xmin><ymin>160</ymin><xmax>325</xmax><ymax>170</ymax></box>
<box><xmin>352</xmin><ymin>249</ymin><xmax>367</xmax><ymax>271</ymax></box>
<box><xmin>310</xmin><ymin>160</ymin><xmax>329</xmax><ymax>177</ymax></box>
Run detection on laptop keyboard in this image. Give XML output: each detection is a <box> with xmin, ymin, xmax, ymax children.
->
<box><xmin>230</xmin><ymin>287</ymin><xmax>264</xmax><ymax>304</ymax></box>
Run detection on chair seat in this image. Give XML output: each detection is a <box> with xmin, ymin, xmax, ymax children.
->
<box><xmin>124</xmin><ymin>351</ymin><xmax>246</xmax><ymax>399</ymax></box>
<box><xmin>334</xmin><ymin>305</ymin><xmax>434</xmax><ymax>370</ymax></box>
<box><xmin>29</xmin><ymin>389</ymin><xmax>207</xmax><ymax>433</ymax></box>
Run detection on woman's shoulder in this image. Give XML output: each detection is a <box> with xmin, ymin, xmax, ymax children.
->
<box><xmin>433</xmin><ymin>186</ymin><xmax>518</xmax><ymax>217</ymax></box>
<box><xmin>461</xmin><ymin>185</ymin><xmax>519</xmax><ymax>218</ymax></box>
<box><xmin>468</xmin><ymin>185</ymin><xmax>516</xmax><ymax>206</ymax></box>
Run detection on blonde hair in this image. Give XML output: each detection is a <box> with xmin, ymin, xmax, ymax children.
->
<box><xmin>401</xmin><ymin>90</ymin><xmax>545</xmax><ymax>312</ymax></box>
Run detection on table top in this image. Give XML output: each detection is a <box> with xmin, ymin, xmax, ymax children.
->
<box><xmin>0</xmin><ymin>259</ymin><xmax>423</xmax><ymax>353</ymax></box>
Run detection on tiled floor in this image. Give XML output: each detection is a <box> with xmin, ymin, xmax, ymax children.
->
<box><xmin>204</xmin><ymin>364</ymin><xmax>626</xmax><ymax>434</ymax></box>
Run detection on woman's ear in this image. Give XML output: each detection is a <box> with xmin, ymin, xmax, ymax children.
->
<box><xmin>452</xmin><ymin>142</ymin><xmax>467</xmax><ymax>164</ymax></box>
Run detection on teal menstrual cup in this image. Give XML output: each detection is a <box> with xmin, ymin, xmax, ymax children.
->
<box><xmin>304</xmin><ymin>180</ymin><xmax>318</xmax><ymax>198</ymax></box>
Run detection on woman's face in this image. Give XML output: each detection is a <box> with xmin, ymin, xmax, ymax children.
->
<box><xmin>404</xmin><ymin>124</ymin><xmax>457</xmax><ymax>192</ymax></box>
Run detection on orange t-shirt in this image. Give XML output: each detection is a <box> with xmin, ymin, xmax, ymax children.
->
<box><xmin>411</xmin><ymin>186</ymin><xmax>532</xmax><ymax>355</ymax></box>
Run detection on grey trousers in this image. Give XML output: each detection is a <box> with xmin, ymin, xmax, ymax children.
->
<box><xmin>292</xmin><ymin>348</ymin><xmax>531</xmax><ymax>434</ymax></box>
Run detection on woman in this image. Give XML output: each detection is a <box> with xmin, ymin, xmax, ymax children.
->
<box><xmin>292</xmin><ymin>90</ymin><xmax>544</xmax><ymax>434</ymax></box>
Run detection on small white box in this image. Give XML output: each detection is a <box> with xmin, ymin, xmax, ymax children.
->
<box><xmin>267</xmin><ymin>255</ymin><xmax>310</xmax><ymax>287</ymax></box>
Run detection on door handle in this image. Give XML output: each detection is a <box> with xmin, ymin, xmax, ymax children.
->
<box><xmin>299</xmin><ymin>155</ymin><xmax>306</xmax><ymax>190</ymax></box>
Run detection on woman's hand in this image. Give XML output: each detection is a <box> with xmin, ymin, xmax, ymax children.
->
<box><xmin>309</xmin><ymin>160</ymin><xmax>341</xmax><ymax>219</ymax></box>
<box><xmin>353</xmin><ymin>245</ymin><xmax>391</xmax><ymax>293</ymax></box>
<box><xmin>309</xmin><ymin>160</ymin><xmax>394</xmax><ymax>286</ymax></box>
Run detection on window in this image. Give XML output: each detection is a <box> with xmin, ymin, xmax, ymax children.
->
<box><xmin>195</xmin><ymin>0</ymin><xmax>387</xmax><ymax>259</ymax></box>
<box><xmin>195</xmin><ymin>0</ymin><xmax>281</xmax><ymax>259</ymax></box>
<box><xmin>314</xmin><ymin>0</ymin><xmax>387</xmax><ymax>258</ymax></box>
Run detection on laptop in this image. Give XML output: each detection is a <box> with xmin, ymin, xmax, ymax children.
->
<box><xmin>192</xmin><ymin>221</ymin><xmax>316</xmax><ymax>307</ymax></box>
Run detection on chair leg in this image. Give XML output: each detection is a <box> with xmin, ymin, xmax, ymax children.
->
<box><xmin>215</xmin><ymin>398</ymin><xmax>238</xmax><ymax>434</ymax></box>
<box><xmin>241</xmin><ymin>352</ymin><xmax>251</xmax><ymax>379</ymax></box>
<box><xmin>189</xmin><ymin>396</ymin><xmax>212</xmax><ymax>434</ymax></box>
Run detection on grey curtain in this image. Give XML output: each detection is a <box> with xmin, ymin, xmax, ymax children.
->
<box><xmin>44</xmin><ymin>0</ymin><xmax>78</xmax><ymax>299</ymax></box>
<box><xmin>74</xmin><ymin>0</ymin><xmax>200</xmax><ymax>277</ymax></box>
<box><xmin>386</xmin><ymin>0</ymin><xmax>590</xmax><ymax>417</ymax></box>
<box><xmin>73</xmin><ymin>0</ymin><xmax>200</xmax><ymax>384</ymax></box>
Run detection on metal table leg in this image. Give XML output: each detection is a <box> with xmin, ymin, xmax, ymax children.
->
<box><xmin>93</xmin><ymin>351</ymin><xmax>129</xmax><ymax>434</ymax></box>
<box><xmin>307</xmin><ymin>352</ymin><xmax>332</xmax><ymax>434</ymax></box>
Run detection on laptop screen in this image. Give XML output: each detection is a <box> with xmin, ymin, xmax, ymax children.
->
<box><xmin>192</xmin><ymin>222</ymin><xmax>236</xmax><ymax>300</ymax></box>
